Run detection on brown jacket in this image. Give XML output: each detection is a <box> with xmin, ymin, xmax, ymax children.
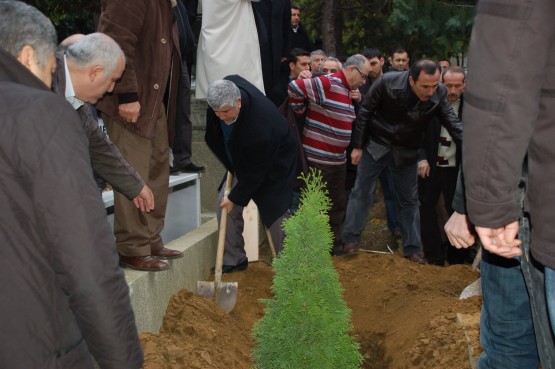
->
<box><xmin>463</xmin><ymin>0</ymin><xmax>555</xmax><ymax>268</ymax></box>
<box><xmin>52</xmin><ymin>53</ymin><xmax>144</xmax><ymax>199</ymax></box>
<box><xmin>96</xmin><ymin>0</ymin><xmax>180</xmax><ymax>142</ymax></box>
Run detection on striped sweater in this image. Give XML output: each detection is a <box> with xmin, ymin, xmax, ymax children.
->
<box><xmin>288</xmin><ymin>70</ymin><xmax>356</xmax><ymax>165</ymax></box>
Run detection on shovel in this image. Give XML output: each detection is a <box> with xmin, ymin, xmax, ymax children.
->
<box><xmin>197</xmin><ymin>171</ymin><xmax>238</xmax><ymax>313</ymax></box>
<box><xmin>460</xmin><ymin>247</ymin><xmax>482</xmax><ymax>300</ymax></box>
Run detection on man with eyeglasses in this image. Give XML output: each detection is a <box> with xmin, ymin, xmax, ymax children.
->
<box><xmin>288</xmin><ymin>54</ymin><xmax>371</xmax><ymax>255</ymax></box>
<box><xmin>342</xmin><ymin>60</ymin><xmax>462</xmax><ymax>262</ymax></box>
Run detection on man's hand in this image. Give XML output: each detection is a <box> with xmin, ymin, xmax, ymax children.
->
<box><xmin>119</xmin><ymin>101</ymin><xmax>141</xmax><ymax>123</ymax></box>
<box><xmin>298</xmin><ymin>70</ymin><xmax>312</xmax><ymax>79</ymax></box>
<box><xmin>444</xmin><ymin>212</ymin><xmax>476</xmax><ymax>248</ymax></box>
<box><xmin>132</xmin><ymin>185</ymin><xmax>155</xmax><ymax>213</ymax></box>
<box><xmin>351</xmin><ymin>148</ymin><xmax>363</xmax><ymax>165</ymax></box>
<box><xmin>417</xmin><ymin>160</ymin><xmax>430</xmax><ymax>178</ymax></box>
<box><xmin>220</xmin><ymin>197</ymin><xmax>234</xmax><ymax>214</ymax></box>
<box><xmin>350</xmin><ymin>89</ymin><xmax>362</xmax><ymax>102</ymax></box>
<box><xmin>476</xmin><ymin>221</ymin><xmax>522</xmax><ymax>258</ymax></box>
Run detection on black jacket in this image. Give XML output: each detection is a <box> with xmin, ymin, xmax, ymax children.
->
<box><xmin>0</xmin><ymin>48</ymin><xmax>143</xmax><ymax>369</ymax></box>
<box><xmin>418</xmin><ymin>95</ymin><xmax>464</xmax><ymax>201</ymax></box>
<box><xmin>352</xmin><ymin>71</ymin><xmax>463</xmax><ymax>165</ymax></box>
<box><xmin>205</xmin><ymin>75</ymin><xmax>297</xmax><ymax>226</ymax></box>
<box><xmin>253</xmin><ymin>0</ymin><xmax>291</xmax><ymax>106</ymax></box>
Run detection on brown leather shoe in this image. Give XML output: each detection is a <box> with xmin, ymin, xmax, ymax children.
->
<box><xmin>119</xmin><ymin>255</ymin><xmax>169</xmax><ymax>271</ymax></box>
<box><xmin>151</xmin><ymin>247</ymin><xmax>183</xmax><ymax>259</ymax></box>
<box><xmin>342</xmin><ymin>242</ymin><xmax>360</xmax><ymax>256</ymax></box>
<box><xmin>404</xmin><ymin>253</ymin><xmax>426</xmax><ymax>264</ymax></box>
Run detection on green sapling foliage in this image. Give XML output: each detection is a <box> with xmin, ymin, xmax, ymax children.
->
<box><xmin>252</xmin><ymin>169</ymin><xmax>362</xmax><ymax>369</ymax></box>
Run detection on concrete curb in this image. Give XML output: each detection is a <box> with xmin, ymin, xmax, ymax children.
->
<box><xmin>125</xmin><ymin>217</ymin><xmax>218</xmax><ymax>333</ymax></box>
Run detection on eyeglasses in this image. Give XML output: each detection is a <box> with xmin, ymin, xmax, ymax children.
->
<box><xmin>354</xmin><ymin>66</ymin><xmax>368</xmax><ymax>80</ymax></box>
<box><xmin>322</xmin><ymin>68</ymin><xmax>338</xmax><ymax>73</ymax></box>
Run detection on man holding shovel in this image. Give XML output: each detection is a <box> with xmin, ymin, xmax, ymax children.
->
<box><xmin>205</xmin><ymin>75</ymin><xmax>297</xmax><ymax>273</ymax></box>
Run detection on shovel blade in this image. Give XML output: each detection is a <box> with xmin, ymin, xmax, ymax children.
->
<box><xmin>196</xmin><ymin>281</ymin><xmax>238</xmax><ymax>313</ymax></box>
<box><xmin>459</xmin><ymin>277</ymin><xmax>482</xmax><ymax>300</ymax></box>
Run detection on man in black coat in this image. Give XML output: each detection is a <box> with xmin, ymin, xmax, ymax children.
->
<box><xmin>288</xmin><ymin>5</ymin><xmax>311</xmax><ymax>53</ymax></box>
<box><xmin>343</xmin><ymin>60</ymin><xmax>463</xmax><ymax>264</ymax></box>
<box><xmin>205</xmin><ymin>75</ymin><xmax>297</xmax><ymax>272</ymax></box>
<box><xmin>253</xmin><ymin>0</ymin><xmax>292</xmax><ymax>106</ymax></box>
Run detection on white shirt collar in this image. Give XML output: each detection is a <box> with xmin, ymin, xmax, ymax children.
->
<box><xmin>64</xmin><ymin>54</ymin><xmax>85</xmax><ymax>110</ymax></box>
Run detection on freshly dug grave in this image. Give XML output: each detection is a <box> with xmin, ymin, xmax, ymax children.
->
<box><xmin>140</xmin><ymin>197</ymin><xmax>482</xmax><ymax>369</ymax></box>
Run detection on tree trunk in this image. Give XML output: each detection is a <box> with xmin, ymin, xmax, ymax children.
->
<box><xmin>322</xmin><ymin>0</ymin><xmax>336</xmax><ymax>55</ymax></box>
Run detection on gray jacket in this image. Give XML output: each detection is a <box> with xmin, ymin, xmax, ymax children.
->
<box><xmin>52</xmin><ymin>53</ymin><xmax>144</xmax><ymax>199</ymax></box>
<box><xmin>0</xmin><ymin>48</ymin><xmax>143</xmax><ymax>369</ymax></box>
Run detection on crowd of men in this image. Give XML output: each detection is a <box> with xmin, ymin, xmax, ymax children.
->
<box><xmin>1</xmin><ymin>0</ymin><xmax>554</xmax><ymax>368</ymax></box>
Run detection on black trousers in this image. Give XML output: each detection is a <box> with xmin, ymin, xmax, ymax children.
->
<box><xmin>419</xmin><ymin>167</ymin><xmax>458</xmax><ymax>262</ymax></box>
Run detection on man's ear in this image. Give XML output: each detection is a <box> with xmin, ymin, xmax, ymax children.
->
<box><xmin>89</xmin><ymin>65</ymin><xmax>104</xmax><ymax>82</ymax></box>
<box><xmin>236</xmin><ymin>98</ymin><xmax>242</xmax><ymax>109</ymax></box>
<box><xmin>408</xmin><ymin>75</ymin><xmax>415</xmax><ymax>87</ymax></box>
<box><xmin>16</xmin><ymin>45</ymin><xmax>36</xmax><ymax>70</ymax></box>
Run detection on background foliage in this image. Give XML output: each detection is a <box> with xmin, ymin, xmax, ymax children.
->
<box><xmin>26</xmin><ymin>0</ymin><xmax>475</xmax><ymax>64</ymax></box>
<box><xmin>295</xmin><ymin>0</ymin><xmax>475</xmax><ymax>64</ymax></box>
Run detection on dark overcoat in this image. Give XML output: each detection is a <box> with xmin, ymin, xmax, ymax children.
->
<box><xmin>205</xmin><ymin>75</ymin><xmax>297</xmax><ymax>226</ymax></box>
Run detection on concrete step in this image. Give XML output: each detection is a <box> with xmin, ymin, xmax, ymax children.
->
<box><xmin>125</xmin><ymin>217</ymin><xmax>218</xmax><ymax>333</ymax></box>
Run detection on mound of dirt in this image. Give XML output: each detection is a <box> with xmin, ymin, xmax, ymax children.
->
<box><xmin>141</xmin><ymin>255</ymin><xmax>480</xmax><ymax>369</ymax></box>
<box><xmin>140</xmin><ymin>193</ymin><xmax>482</xmax><ymax>369</ymax></box>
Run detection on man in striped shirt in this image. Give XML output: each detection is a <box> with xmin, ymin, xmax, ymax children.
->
<box><xmin>288</xmin><ymin>54</ymin><xmax>371</xmax><ymax>255</ymax></box>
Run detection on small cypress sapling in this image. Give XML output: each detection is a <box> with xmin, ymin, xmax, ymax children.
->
<box><xmin>252</xmin><ymin>169</ymin><xmax>362</xmax><ymax>369</ymax></box>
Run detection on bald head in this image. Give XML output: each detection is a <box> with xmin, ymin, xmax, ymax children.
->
<box><xmin>59</xmin><ymin>34</ymin><xmax>85</xmax><ymax>52</ymax></box>
<box><xmin>66</xmin><ymin>33</ymin><xmax>126</xmax><ymax>103</ymax></box>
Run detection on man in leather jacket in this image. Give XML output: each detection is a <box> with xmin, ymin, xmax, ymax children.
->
<box><xmin>342</xmin><ymin>59</ymin><xmax>462</xmax><ymax>263</ymax></box>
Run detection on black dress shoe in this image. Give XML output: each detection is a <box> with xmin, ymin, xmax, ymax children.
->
<box><xmin>171</xmin><ymin>163</ymin><xmax>205</xmax><ymax>174</ymax></box>
<box><xmin>404</xmin><ymin>253</ymin><xmax>426</xmax><ymax>264</ymax></box>
<box><xmin>342</xmin><ymin>242</ymin><xmax>360</xmax><ymax>256</ymax></box>
<box><xmin>214</xmin><ymin>259</ymin><xmax>249</xmax><ymax>274</ymax></box>
<box><xmin>428</xmin><ymin>259</ymin><xmax>445</xmax><ymax>266</ymax></box>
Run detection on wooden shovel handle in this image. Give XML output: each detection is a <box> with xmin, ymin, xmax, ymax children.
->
<box><xmin>214</xmin><ymin>172</ymin><xmax>234</xmax><ymax>286</ymax></box>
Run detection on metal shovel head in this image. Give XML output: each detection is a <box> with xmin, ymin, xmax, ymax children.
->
<box><xmin>459</xmin><ymin>277</ymin><xmax>482</xmax><ymax>300</ymax></box>
<box><xmin>196</xmin><ymin>280</ymin><xmax>238</xmax><ymax>313</ymax></box>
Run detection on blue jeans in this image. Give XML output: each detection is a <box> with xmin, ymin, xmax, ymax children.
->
<box><xmin>478</xmin><ymin>217</ymin><xmax>555</xmax><ymax>369</ymax></box>
<box><xmin>342</xmin><ymin>149</ymin><xmax>420</xmax><ymax>256</ymax></box>
<box><xmin>379</xmin><ymin>170</ymin><xmax>399</xmax><ymax>234</ymax></box>
<box><xmin>546</xmin><ymin>266</ymin><xmax>555</xmax><ymax>335</ymax></box>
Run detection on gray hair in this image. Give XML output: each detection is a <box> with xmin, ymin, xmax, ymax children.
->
<box><xmin>0</xmin><ymin>1</ymin><xmax>57</xmax><ymax>68</ymax></box>
<box><xmin>343</xmin><ymin>54</ymin><xmax>367</xmax><ymax>69</ymax></box>
<box><xmin>66</xmin><ymin>33</ymin><xmax>124</xmax><ymax>76</ymax></box>
<box><xmin>207</xmin><ymin>80</ymin><xmax>241</xmax><ymax>110</ymax></box>
<box><xmin>325</xmin><ymin>56</ymin><xmax>342</xmax><ymax>69</ymax></box>
<box><xmin>310</xmin><ymin>49</ymin><xmax>326</xmax><ymax>62</ymax></box>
